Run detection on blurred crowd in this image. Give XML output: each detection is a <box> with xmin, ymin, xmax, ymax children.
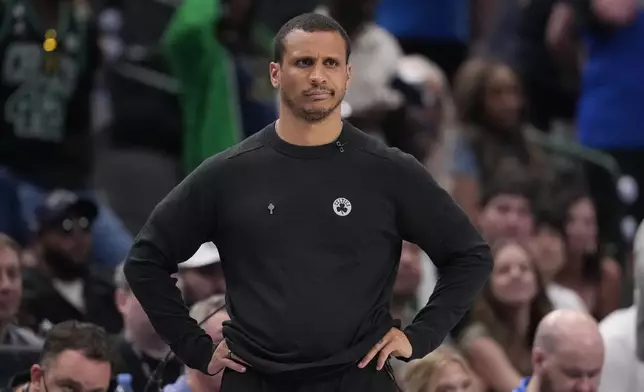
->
<box><xmin>1</xmin><ymin>0</ymin><xmax>644</xmax><ymax>391</ymax></box>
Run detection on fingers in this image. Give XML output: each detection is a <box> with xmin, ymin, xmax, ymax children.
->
<box><xmin>230</xmin><ymin>352</ymin><xmax>251</xmax><ymax>366</ymax></box>
<box><xmin>358</xmin><ymin>336</ymin><xmax>389</xmax><ymax>368</ymax></box>
<box><xmin>376</xmin><ymin>342</ymin><xmax>396</xmax><ymax>371</ymax></box>
<box><xmin>220</xmin><ymin>357</ymin><xmax>247</xmax><ymax>373</ymax></box>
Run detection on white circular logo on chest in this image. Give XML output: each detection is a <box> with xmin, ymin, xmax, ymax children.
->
<box><xmin>333</xmin><ymin>197</ymin><xmax>352</xmax><ymax>216</ymax></box>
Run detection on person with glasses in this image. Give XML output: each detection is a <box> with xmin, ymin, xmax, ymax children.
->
<box><xmin>5</xmin><ymin>320</ymin><xmax>112</xmax><ymax>392</ymax></box>
<box><xmin>18</xmin><ymin>190</ymin><xmax>122</xmax><ymax>335</ymax></box>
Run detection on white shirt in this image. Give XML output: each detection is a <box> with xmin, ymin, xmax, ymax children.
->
<box><xmin>598</xmin><ymin>306</ymin><xmax>644</xmax><ymax>392</ymax></box>
<box><xmin>52</xmin><ymin>278</ymin><xmax>86</xmax><ymax>312</ymax></box>
<box><xmin>546</xmin><ymin>283</ymin><xmax>587</xmax><ymax>312</ymax></box>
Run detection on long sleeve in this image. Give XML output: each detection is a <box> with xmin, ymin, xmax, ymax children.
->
<box><xmin>123</xmin><ymin>157</ymin><xmax>223</xmax><ymax>373</ymax></box>
<box><xmin>392</xmin><ymin>152</ymin><xmax>493</xmax><ymax>360</ymax></box>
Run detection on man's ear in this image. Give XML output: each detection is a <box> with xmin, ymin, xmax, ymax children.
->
<box><xmin>532</xmin><ymin>347</ymin><xmax>546</xmax><ymax>374</ymax></box>
<box><xmin>30</xmin><ymin>364</ymin><xmax>44</xmax><ymax>392</ymax></box>
<box><xmin>269</xmin><ymin>62</ymin><xmax>280</xmax><ymax>88</ymax></box>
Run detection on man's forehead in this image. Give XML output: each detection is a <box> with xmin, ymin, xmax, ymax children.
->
<box><xmin>553</xmin><ymin>339</ymin><xmax>603</xmax><ymax>361</ymax></box>
<box><xmin>282</xmin><ymin>30</ymin><xmax>346</xmax><ymax>58</ymax></box>
<box><xmin>48</xmin><ymin>350</ymin><xmax>111</xmax><ymax>389</ymax></box>
<box><xmin>0</xmin><ymin>248</ymin><xmax>19</xmax><ymax>268</ymax></box>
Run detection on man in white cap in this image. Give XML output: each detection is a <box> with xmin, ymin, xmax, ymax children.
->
<box><xmin>598</xmin><ymin>219</ymin><xmax>644</xmax><ymax>391</ymax></box>
<box><xmin>177</xmin><ymin>243</ymin><xmax>226</xmax><ymax>307</ymax></box>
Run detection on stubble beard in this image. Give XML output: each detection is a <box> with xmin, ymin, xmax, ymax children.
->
<box><xmin>281</xmin><ymin>89</ymin><xmax>344</xmax><ymax>123</ymax></box>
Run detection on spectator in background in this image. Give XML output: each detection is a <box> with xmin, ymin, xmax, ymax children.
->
<box><xmin>477</xmin><ymin>173</ymin><xmax>535</xmax><ymax>246</ymax></box>
<box><xmin>598</xmin><ymin>219</ymin><xmax>644</xmax><ymax>391</ymax></box>
<box><xmin>163</xmin><ymin>0</ymin><xmax>275</xmax><ymax>175</ymax></box>
<box><xmin>0</xmin><ymin>234</ymin><xmax>42</xmax><ymax>347</ymax></box>
<box><xmin>459</xmin><ymin>240</ymin><xmax>552</xmax><ymax>392</ymax></box>
<box><xmin>317</xmin><ymin>0</ymin><xmax>404</xmax><ymax>138</ymax></box>
<box><xmin>554</xmin><ymin>190</ymin><xmax>621</xmax><ymax>320</ymax></box>
<box><xmin>19</xmin><ymin>190</ymin><xmax>122</xmax><ymax>334</ymax></box>
<box><xmin>5</xmin><ymin>321</ymin><xmax>112</xmax><ymax>392</ymax></box>
<box><xmin>0</xmin><ymin>0</ymin><xmax>131</xmax><ymax>268</ymax></box>
<box><xmin>450</xmin><ymin>58</ymin><xmax>550</xmax><ymax>220</ymax></box>
<box><xmin>513</xmin><ymin>309</ymin><xmax>604</xmax><ymax>392</ymax></box>
<box><xmin>163</xmin><ymin>295</ymin><xmax>229</xmax><ymax>392</ymax></box>
<box><xmin>112</xmin><ymin>263</ymin><xmax>181</xmax><ymax>392</ymax></box>
<box><xmin>403</xmin><ymin>345</ymin><xmax>477</xmax><ymax>392</ymax></box>
<box><xmin>574</xmin><ymin>0</ymin><xmax>644</xmax><ymax>241</ymax></box>
<box><xmin>531</xmin><ymin>209</ymin><xmax>587</xmax><ymax>312</ymax></box>
<box><xmin>176</xmin><ymin>243</ymin><xmax>226</xmax><ymax>308</ymax></box>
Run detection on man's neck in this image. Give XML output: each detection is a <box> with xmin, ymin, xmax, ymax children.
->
<box><xmin>275</xmin><ymin>109</ymin><xmax>343</xmax><ymax>146</ymax></box>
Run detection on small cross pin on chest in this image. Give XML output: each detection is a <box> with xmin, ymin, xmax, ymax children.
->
<box><xmin>268</xmin><ymin>203</ymin><xmax>275</xmax><ymax>215</ymax></box>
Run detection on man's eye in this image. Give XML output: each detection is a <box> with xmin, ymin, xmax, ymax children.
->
<box><xmin>296</xmin><ymin>59</ymin><xmax>313</xmax><ymax>67</ymax></box>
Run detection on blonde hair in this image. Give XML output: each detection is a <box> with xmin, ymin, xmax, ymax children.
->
<box><xmin>189</xmin><ymin>294</ymin><xmax>227</xmax><ymax>323</ymax></box>
<box><xmin>0</xmin><ymin>233</ymin><xmax>20</xmax><ymax>255</ymax></box>
<box><xmin>403</xmin><ymin>346</ymin><xmax>473</xmax><ymax>392</ymax></box>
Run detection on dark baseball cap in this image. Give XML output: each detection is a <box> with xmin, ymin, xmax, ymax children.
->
<box><xmin>35</xmin><ymin>190</ymin><xmax>98</xmax><ymax>231</ymax></box>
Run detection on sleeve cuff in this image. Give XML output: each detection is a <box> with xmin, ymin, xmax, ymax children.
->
<box><xmin>189</xmin><ymin>340</ymin><xmax>216</xmax><ymax>375</ymax></box>
<box><xmin>395</xmin><ymin>325</ymin><xmax>436</xmax><ymax>363</ymax></box>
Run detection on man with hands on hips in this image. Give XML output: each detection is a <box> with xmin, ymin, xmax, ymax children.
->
<box><xmin>124</xmin><ymin>12</ymin><xmax>492</xmax><ymax>392</ymax></box>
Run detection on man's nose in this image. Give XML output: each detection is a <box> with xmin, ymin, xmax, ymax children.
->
<box><xmin>0</xmin><ymin>273</ymin><xmax>12</xmax><ymax>291</ymax></box>
<box><xmin>309</xmin><ymin>63</ymin><xmax>327</xmax><ymax>84</ymax></box>
<box><xmin>575</xmin><ymin>377</ymin><xmax>595</xmax><ymax>392</ymax></box>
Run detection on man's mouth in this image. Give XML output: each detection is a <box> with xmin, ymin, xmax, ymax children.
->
<box><xmin>305</xmin><ymin>90</ymin><xmax>333</xmax><ymax>96</ymax></box>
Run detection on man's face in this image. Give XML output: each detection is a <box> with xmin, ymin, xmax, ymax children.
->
<box><xmin>116</xmin><ymin>288</ymin><xmax>158</xmax><ymax>347</ymax></box>
<box><xmin>478</xmin><ymin>194</ymin><xmax>534</xmax><ymax>244</ymax></box>
<box><xmin>0</xmin><ymin>247</ymin><xmax>21</xmax><ymax>324</ymax></box>
<box><xmin>536</xmin><ymin>338</ymin><xmax>604</xmax><ymax>392</ymax></box>
<box><xmin>30</xmin><ymin>350</ymin><xmax>111</xmax><ymax>392</ymax></box>
<box><xmin>41</xmin><ymin>214</ymin><xmax>93</xmax><ymax>279</ymax></box>
<box><xmin>269</xmin><ymin>30</ymin><xmax>350</xmax><ymax>123</ymax></box>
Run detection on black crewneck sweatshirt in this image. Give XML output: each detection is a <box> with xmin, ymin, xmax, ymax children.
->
<box><xmin>124</xmin><ymin>122</ymin><xmax>492</xmax><ymax>377</ymax></box>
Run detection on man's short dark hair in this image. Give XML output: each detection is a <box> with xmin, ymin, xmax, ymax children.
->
<box><xmin>40</xmin><ymin>321</ymin><xmax>112</xmax><ymax>368</ymax></box>
<box><xmin>479</xmin><ymin>170</ymin><xmax>535</xmax><ymax>209</ymax></box>
<box><xmin>273</xmin><ymin>13</ymin><xmax>351</xmax><ymax>63</ymax></box>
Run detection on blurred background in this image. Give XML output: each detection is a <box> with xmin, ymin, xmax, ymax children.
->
<box><xmin>1</xmin><ymin>0</ymin><xmax>643</xmax><ymax>391</ymax></box>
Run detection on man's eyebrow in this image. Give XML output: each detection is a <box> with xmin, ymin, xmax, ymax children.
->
<box><xmin>56</xmin><ymin>378</ymin><xmax>106</xmax><ymax>392</ymax></box>
<box><xmin>55</xmin><ymin>378</ymin><xmax>83</xmax><ymax>389</ymax></box>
